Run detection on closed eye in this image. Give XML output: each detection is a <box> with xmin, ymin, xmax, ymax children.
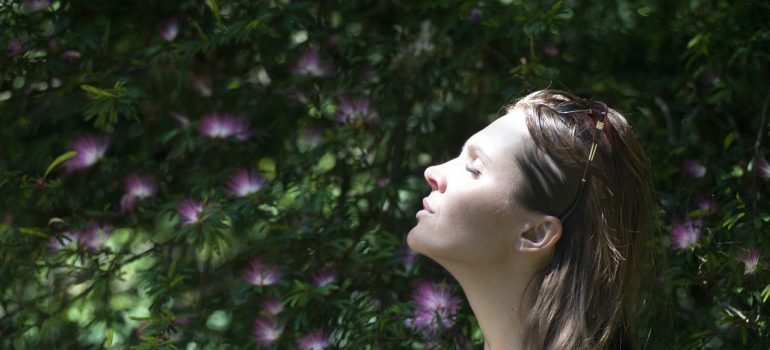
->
<box><xmin>465</xmin><ymin>164</ymin><xmax>481</xmax><ymax>177</ymax></box>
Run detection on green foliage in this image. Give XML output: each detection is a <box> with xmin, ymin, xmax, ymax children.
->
<box><xmin>1</xmin><ymin>0</ymin><xmax>768</xmax><ymax>349</ymax></box>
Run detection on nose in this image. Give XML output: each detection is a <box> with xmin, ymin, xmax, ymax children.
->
<box><xmin>424</xmin><ymin>165</ymin><xmax>447</xmax><ymax>193</ymax></box>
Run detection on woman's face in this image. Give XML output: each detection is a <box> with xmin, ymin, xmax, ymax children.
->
<box><xmin>407</xmin><ymin>108</ymin><xmax>536</xmax><ymax>265</ymax></box>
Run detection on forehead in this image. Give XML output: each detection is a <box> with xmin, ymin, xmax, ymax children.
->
<box><xmin>467</xmin><ymin>108</ymin><xmax>530</xmax><ymax>160</ymax></box>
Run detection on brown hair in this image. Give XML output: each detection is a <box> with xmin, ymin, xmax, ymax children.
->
<box><xmin>508</xmin><ymin>90</ymin><xmax>656</xmax><ymax>350</ymax></box>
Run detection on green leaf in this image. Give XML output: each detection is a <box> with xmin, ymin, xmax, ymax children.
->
<box><xmin>207</xmin><ymin>0</ymin><xmax>221</xmax><ymax>24</ymax></box>
<box><xmin>44</xmin><ymin>151</ymin><xmax>77</xmax><ymax>178</ymax></box>
<box><xmin>106</xmin><ymin>329</ymin><xmax>113</xmax><ymax>350</ymax></box>
<box><xmin>19</xmin><ymin>227</ymin><xmax>49</xmax><ymax>239</ymax></box>
<box><xmin>81</xmin><ymin>84</ymin><xmax>117</xmax><ymax>98</ymax></box>
<box><xmin>761</xmin><ymin>285</ymin><xmax>770</xmax><ymax>303</ymax></box>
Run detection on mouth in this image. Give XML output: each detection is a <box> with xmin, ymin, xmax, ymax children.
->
<box><xmin>416</xmin><ymin>198</ymin><xmax>434</xmax><ymax>219</ymax></box>
<box><xmin>422</xmin><ymin>198</ymin><xmax>434</xmax><ymax>213</ymax></box>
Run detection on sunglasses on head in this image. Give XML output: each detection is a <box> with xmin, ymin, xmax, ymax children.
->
<box><xmin>552</xmin><ymin>100</ymin><xmax>609</xmax><ymax>221</ymax></box>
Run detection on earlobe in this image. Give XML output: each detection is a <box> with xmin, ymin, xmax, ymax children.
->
<box><xmin>516</xmin><ymin>216</ymin><xmax>562</xmax><ymax>253</ymax></box>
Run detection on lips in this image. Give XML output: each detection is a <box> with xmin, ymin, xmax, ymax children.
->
<box><xmin>422</xmin><ymin>198</ymin><xmax>434</xmax><ymax>214</ymax></box>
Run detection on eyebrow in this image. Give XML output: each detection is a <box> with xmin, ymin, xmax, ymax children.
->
<box><xmin>461</xmin><ymin>142</ymin><xmax>493</xmax><ymax>163</ymax></box>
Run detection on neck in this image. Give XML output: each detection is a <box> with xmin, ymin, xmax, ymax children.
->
<box><xmin>440</xmin><ymin>258</ymin><xmax>534</xmax><ymax>350</ymax></box>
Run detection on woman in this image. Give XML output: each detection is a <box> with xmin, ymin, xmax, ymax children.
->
<box><xmin>407</xmin><ymin>90</ymin><xmax>655</xmax><ymax>350</ymax></box>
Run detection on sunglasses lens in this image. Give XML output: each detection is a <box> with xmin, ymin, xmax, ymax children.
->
<box><xmin>555</xmin><ymin>101</ymin><xmax>593</xmax><ymax>114</ymax></box>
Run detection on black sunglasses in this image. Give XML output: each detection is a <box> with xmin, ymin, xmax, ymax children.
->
<box><xmin>552</xmin><ymin>100</ymin><xmax>608</xmax><ymax>221</ymax></box>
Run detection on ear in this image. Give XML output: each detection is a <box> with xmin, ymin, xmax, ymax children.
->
<box><xmin>515</xmin><ymin>215</ymin><xmax>562</xmax><ymax>253</ymax></box>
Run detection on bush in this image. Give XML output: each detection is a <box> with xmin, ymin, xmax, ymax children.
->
<box><xmin>1</xmin><ymin>0</ymin><xmax>768</xmax><ymax>349</ymax></box>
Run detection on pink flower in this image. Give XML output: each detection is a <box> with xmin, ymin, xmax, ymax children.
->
<box><xmin>300</xmin><ymin>125</ymin><xmax>323</xmax><ymax>146</ymax></box>
<box><xmin>252</xmin><ymin>317</ymin><xmax>283</xmax><ymax>346</ymax></box>
<box><xmin>23</xmin><ymin>0</ymin><xmax>50</xmax><ymax>12</ymax></box>
<box><xmin>121</xmin><ymin>173</ymin><xmax>157</xmax><ymax>212</ymax></box>
<box><xmin>682</xmin><ymin>159</ymin><xmax>706</xmax><ymax>178</ymax></box>
<box><xmin>177</xmin><ymin>199</ymin><xmax>204</xmax><ymax>225</ymax></box>
<box><xmin>377</xmin><ymin>178</ymin><xmax>390</xmax><ymax>188</ymax></box>
<box><xmin>336</xmin><ymin>96</ymin><xmax>378</xmax><ymax>125</ymax></box>
<box><xmin>227</xmin><ymin>169</ymin><xmax>266</xmax><ymax>197</ymax></box>
<box><xmin>543</xmin><ymin>44</ymin><xmax>559</xmax><ymax>57</ymax></box>
<box><xmin>60</xmin><ymin>50</ymin><xmax>81</xmax><ymax>62</ymax></box>
<box><xmin>160</xmin><ymin>18</ymin><xmax>180</xmax><ymax>41</ymax></box>
<box><xmin>261</xmin><ymin>298</ymin><xmax>284</xmax><ymax>316</ymax></box>
<box><xmin>311</xmin><ymin>268</ymin><xmax>337</xmax><ymax>287</ymax></box>
<box><xmin>406</xmin><ymin>281</ymin><xmax>460</xmax><ymax>334</ymax></box>
<box><xmin>64</xmin><ymin>135</ymin><xmax>109</xmax><ymax>173</ymax></box>
<box><xmin>402</xmin><ymin>247</ymin><xmax>418</xmax><ymax>270</ymax></box>
<box><xmin>694</xmin><ymin>195</ymin><xmax>718</xmax><ymax>214</ymax></box>
<box><xmin>48</xmin><ymin>225</ymin><xmax>110</xmax><ymax>250</ymax></box>
<box><xmin>296</xmin><ymin>330</ymin><xmax>330</xmax><ymax>350</ymax></box>
<box><xmin>244</xmin><ymin>259</ymin><xmax>282</xmax><ymax>286</ymax></box>
<box><xmin>293</xmin><ymin>47</ymin><xmax>333</xmax><ymax>77</ymax></box>
<box><xmin>755</xmin><ymin>155</ymin><xmax>770</xmax><ymax>180</ymax></box>
<box><xmin>467</xmin><ymin>8</ymin><xmax>483</xmax><ymax>22</ymax></box>
<box><xmin>8</xmin><ymin>40</ymin><xmax>25</xmax><ymax>57</ymax></box>
<box><xmin>741</xmin><ymin>248</ymin><xmax>760</xmax><ymax>275</ymax></box>
<box><xmin>79</xmin><ymin>224</ymin><xmax>110</xmax><ymax>250</ymax></box>
<box><xmin>199</xmin><ymin>113</ymin><xmax>252</xmax><ymax>140</ymax></box>
<box><xmin>48</xmin><ymin>231</ymin><xmax>77</xmax><ymax>250</ymax></box>
<box><xmin>670</xmin><ymin>219</ymin><xmax>702</xmax><ymax>250</ymax></box>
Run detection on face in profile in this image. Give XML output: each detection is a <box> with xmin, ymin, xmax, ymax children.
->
<box><xmin>407</xmin><ymin>108</ymin><xmax>538</xmax><ymax>266</ymax></box>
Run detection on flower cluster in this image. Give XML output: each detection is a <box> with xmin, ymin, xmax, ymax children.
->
<box><xmin>120</xmin><ymin>173</ymin><xmax>157</xmax><ymax>212</ymax></box>
<box><xmin>244</xmin><ymin>258</ymin><xmax>283</xmax><ymax>286</ymax></box>
<box><xmin>406</xmin><ymin>281</ymin><xmax>460</xmax><ymax>335</ymax></box>
<box><xmin>311</xmin><ymin>268</ymin><xmax>337</xmax><ymax>288</ymax></box>
<box><xmin>199</xmin><ymin>113</ymin><xmax>252</xmax><ymax>140</ymax></box>
<box><xmin>296</xmin><ymin>330</ymin><xmax>330</xmax><ymax>350</ymax></box>
<box><xmin>64</xmin><ymin>135</ymin><xmax>109</xmax><ymax>173</ymax></box>
<box><xmin>293</xmin><ymin>47</ymin><xmax>333</xmax><ymax>77</ymax></box>
<box><xmin>670</xmin><ymin>219</ymin><xmax>702</xmax><ymax>250</ymax></box>
<box><xmin>227</xmin><ymin>169</ymin><xmax>266</xmax><ymax>197</ymax></box>
<box><xmin>177</xmin><ymin>199</ymin><xmax>205</xmax><ymax>225</ymax></box>
<box><xmin>335</xmin><ymin>96</ymin><xmax>378</xmax><ymax>125</ymax></box>
<box><xmin>48</xmin><ymin>224</ymin><xmax>111</xmax><ymax>251</ymax></box>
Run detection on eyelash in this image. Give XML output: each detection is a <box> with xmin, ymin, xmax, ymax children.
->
<box><xmin>465</xmin><ymin>164</ymin><xmax>481</xmax><ymax>176</ymax></box>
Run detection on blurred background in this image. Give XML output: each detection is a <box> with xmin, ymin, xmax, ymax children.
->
<box><xmin>1</xmin><ymin>0</ymin><xmax>768</xmax><ymax>349</ymax></box>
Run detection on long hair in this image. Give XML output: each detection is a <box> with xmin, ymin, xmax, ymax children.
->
<box><xmin>508</xmin><ymin>90</ymin><xmax>656</xmax><ymax>350</ymax></box>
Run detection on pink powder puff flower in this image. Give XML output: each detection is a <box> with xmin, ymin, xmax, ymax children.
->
<box><xmin>261</xmin><ymin>298</ymin><xmax>284</xmax><ymax>316</ymax></box>
<box><xmin>694</xmin><ymin>195</ymin><xmax>718</xmax><ymax>214</ymax></box>
<box><xmin>755</xmin><ymin>155</ymin><xmax>770</xmax><ymax>180</ymax></box>
<box><xmin>8</xmin><ymin>40</ymin><xmax>25</xmax><ymax>57</ymax></box>
<box><xmin>23</xmin><ymin>0</ymin><xmax>50</xmax><ymax>12</ymax></box>
<box><xmin>48</xmin><ymin>231</ymin><xmax>78</xmax><ymax>250</ymax></box>
<box><xmin>402</xmin><ymin>247</ymin><xmax>418</xmax><ymax>270</ymax></box>
<box><xmin>79</xmin><ymin>224</ymin><xmax>110</xmax><ymax>250</ymax></box>
<box><xmin>682</xmin><ymin>159</ymin><xmax>706</xmax><ymax>178</ymax></box>
<box><xmin>244</xmin><ymin>259</ymin><xmax>283</xmax><ymax>286</ymax></box>
<box><xmin>299</xmin><ymin>125</ymin><xmax>323</xmax><ymax>146</ymax></box>
<box><xmin>406</xmin><ymin>281</ymin><xmax>460</xmax><ymax>333</ymax></box>
<box><xmin>293</xmin><ymin>47</ymin><xmax>333</xmax><ymax>77</ymax></box>
<box><xmin>227</xmin><ymin>169</ymin><xmax>266</xmax><ymax>197</ymax></box>
<box><xmin>741</xmin><ymin>248</ymin><xmax>760</xmax><ymax>275</ymax></box>
<box><xmin>199</xmin><ymin>113</ymin><xmax>252</xmax><ymax>140</ymax></box>
<box><xmin>63</xmin><ymin>135</ymin><xmax>109</xmax><ymax>173</ymax></box>
<box><xmin>60</xmin><ymin>50</ymin><xmax>82</xmax><ymax>62</ymax></box>
<box><xmin>296</xmin><ymin>330</ymin><xmax>330</xmax><ymax>350</ymax></box>
<box><xmin>336</xmin><ymin>96</ymin><xmax>378</xmax><ymax>125</ymax></box>
<box><xmin>252</xmin><ymin>317</ymin><xmax>283</xmax><ymax>346</ymax></box>
<box><xmin>543</xmin><ymin>44</ymin><xmax>560</xmax><ymax>57</ymax></box>
<box><xmin>177</xmin><ymin>199</ymin><xmax>204</xmax><ymax>225</ymax></box>
<box><xmin>160</xmin><ymin>18</ymin><xmax>180</xmax><ymax>42</ymax></box>
<box><xmin>121</xmin><ymin>173</ymin><xmax>157</xmax><ymax>212</ymax></box>
<box><xmin>467</xmin><ymin>8</ymin><xmax>483</xmax><ymax>22</ymax></box>
<box><xmin>670</xmin><ymin>219</ymin><xmax>702</xmax><ymax>250</ymax></box>
<box><xmin>311</xmin><ymin>268</ymin><xmax>337</xmax><ymax>287</ymax></box>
